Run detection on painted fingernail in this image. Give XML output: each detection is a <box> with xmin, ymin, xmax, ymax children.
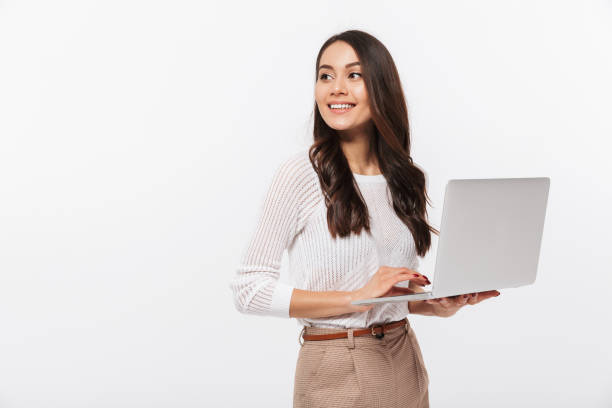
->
<box><xmin>412</xmin><ymin>274</ymin><xmax>420</xmax><ymax>277</ymax></box>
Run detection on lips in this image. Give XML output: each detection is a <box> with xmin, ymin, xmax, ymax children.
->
<box><xmin>327</xmin><ymin>103</ymin><xmax>356</xmax><ymax>108</ymax></box>
<box><xmin>327</xmin><ymin>103</ymin><xmax>356</xmax><ymax>114</ymax></box>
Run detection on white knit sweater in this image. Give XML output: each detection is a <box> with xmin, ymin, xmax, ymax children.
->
<box><xmin>229</xmin><ymin>149</ymin><xmax>421</xmax><ymax>329</ymax></box>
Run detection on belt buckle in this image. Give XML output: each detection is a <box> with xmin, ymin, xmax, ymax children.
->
<box><xmin>371</xmin><ymin>324</ymin><xmax>384</xmax><ymax>339</ymax></box>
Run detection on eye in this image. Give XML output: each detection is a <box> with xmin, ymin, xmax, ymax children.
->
<box><xmin>318</xmin><ymin>72</ymin><xmax>361</xmax><ymax>80</ymax></box>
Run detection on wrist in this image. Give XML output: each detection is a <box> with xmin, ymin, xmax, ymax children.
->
<box><xmin>408</xmin><ymin>300</ymin><xmax>426</xmax><ymax>315</ymax></box>
<box><xmin>408</xmin><ymin>300</ymin><xmax>438</xmax><ymax>316</ymax></box>
<box><xmin>349</xmin><ymin>289</ymin><xmax>362</xmax><ymax>302</ymax></box>
<box><xmin>344</xmin><ymin>290</ymin><xmax>356</xmax><ymax>306</ymax></box>
<box><xmin>343</xmin><ymin>290</ymin><xmax>361</xmax><ymax>312</ymax></box>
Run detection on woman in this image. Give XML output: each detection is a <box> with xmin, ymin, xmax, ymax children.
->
<box><xmin>229</xmin><ymin>29</ymin><xmax>500</xmax><ymax>408</ymax></box>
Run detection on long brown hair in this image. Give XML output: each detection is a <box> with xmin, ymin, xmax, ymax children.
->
<box><xmin>308</xmin><ymin>29</ymin><xmax>439</xmax><ymax>257</ymax></box>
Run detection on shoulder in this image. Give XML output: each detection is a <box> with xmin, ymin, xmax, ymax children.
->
<box><xmin>278</xmin><ymin>148</ymin><xmax>314</xmax><ymax>172</ymax></box>
<box><xmin>273</xmin><ymin>148</ymin><xmax>319</xmax><ymax>188</ymax></box>
<box><xmin>270</xmin><ymin>149</ymin><xmax>322</xmax><ymax>216</ymax></box>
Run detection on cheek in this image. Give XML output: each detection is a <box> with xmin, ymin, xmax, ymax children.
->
<box><xmin>355</xmin><ymin>96</ymin><xmax>371</xmax><ymax>116</ymax></box>
<box><xmin>315</xmin><ymin>100</ymin><xmax>327</xmax><ymax>115</ymax></box>
<box><xmin>314</xmin><ymin>87</ymin><xmax>326</xmax><ymax>110</ymax></box>
<box><xmin>351</xmin><ymin>85</ymin><xmax>369</xmax><ymax>108</ymax></box>
<box><xmin>354</xmin><ymin>87</ymin><xmax>368</xmax><ymax>104</ymax></box>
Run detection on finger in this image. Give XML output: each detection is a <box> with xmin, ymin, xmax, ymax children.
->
<box><xmin>466</xmin><ymin>293</ymin><xmax>479</xmax><ymax>305</ymax></box>
<box><xmin>398</xmin><ymin>269</ymin><xmax>431</xmax><ymax>285</ymax></box>
<box><xmin>456</xmin><ymin>294</ymin><xmax>469</xmax><ymax>306</ymax></box>
<box><xmin>413</xmin><ymin>273</ymin><xmax>431</xmax><ymax>285</ymax></box>
<box><xmin>389</xmin><ymin>272</ymin><xmax>420</xmax><ymax>285</ymax></box>
<box><xmin>382</xmin><ymin>267</ymin><xmax>411</xmax><ymax>278</ymax></box>
<box><xmin>410</xmin><ymin>274</ymin><xmax>431</xmax><ymax>286</ymax></box>
<box><xmin>393</xmin><ymin>285</ymin><xmax>415</xmax><ymax>291</ymax></box>
<box><xmin>473</xmin><ymin>290</ymin><xmax>500</xmax><ymax>304</ymax></box>
<box><xmin>383</xmin><ymin>286</ymin><xmax>416</xmax><ymax>297</ymax></box>
<box><xmin>449</xmin><ymin>296</ymin><xmax>462</xmax><ymax>307</ymax></box>
<box><xmin>394</xmin><ymin>272</ymin><xmax>429</xmax><ymax>286</ymax></box>
<box><xmin>446</xmin><ymin>294</ymin><xmax>459</xmax><ymax>303</ymax></box>
<box><xmin>439</xmin><ymin>297</ymin><xmax>452</xmax><ymax>308</ymax></box>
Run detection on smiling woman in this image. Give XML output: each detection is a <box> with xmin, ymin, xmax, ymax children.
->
<box><xmin>315</xmin><ymin>49</ymin><xmax>372</xmax><ymax>138</ymax></box>
<box><xmin>310</xmin><ymin>34</ymin><xmax>435</xmax><ymax>246</ymax></box>
<box><xmin>229</xmin><ymin>29</ymin><xmax>498</xmax><ymax>408</ymax></box>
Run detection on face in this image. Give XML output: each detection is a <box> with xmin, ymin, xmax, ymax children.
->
<box><xmin>315</xmin><ymin>41</ymin><xmax>373</xmax><ymax>136</ymax></box>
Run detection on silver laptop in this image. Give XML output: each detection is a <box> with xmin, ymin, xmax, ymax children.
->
<box><xmin>351</xmin><ymin>177</ymin><xmax>550</xmax><ymax>305</ymax></box>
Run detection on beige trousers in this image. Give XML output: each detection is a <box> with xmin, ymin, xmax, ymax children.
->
<box><xmin>293</xmin><ymin>319</ymin><xmax>429</xmax><ymax>408</ymax></box>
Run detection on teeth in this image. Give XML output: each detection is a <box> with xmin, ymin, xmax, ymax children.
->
<box><xmin>329</xmin><ymin>104</ymin><xmax>355</xmax><ymax>109</ymax></box>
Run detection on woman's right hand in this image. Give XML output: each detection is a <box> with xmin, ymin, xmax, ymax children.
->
<box><xmin>347</xmin><ymin>266</ymin><xmax>431</xmax><ymax>313</ymax></box>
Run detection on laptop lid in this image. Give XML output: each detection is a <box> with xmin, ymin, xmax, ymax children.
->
<box><xmin>431</xmin><ymin>177</ymin><xmax>550</xmax><ymax>298</ymax></box>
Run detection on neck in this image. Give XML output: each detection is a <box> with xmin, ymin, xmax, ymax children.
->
<box><xmin>338</xmin><ymin>122</ymin><xmax>380</xmax><ymax>174</ymax></box>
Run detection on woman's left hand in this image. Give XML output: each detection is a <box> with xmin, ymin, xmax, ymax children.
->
<box><xmin>425</xmin><ymin>290</ymin><xmax>500</xmax><ymax>317</ymax></box>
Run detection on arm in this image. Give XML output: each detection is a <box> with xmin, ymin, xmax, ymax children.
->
<box><xmin>289</xmin><ymin>289</ymin><xmax>361</xmax><ymax>319</ymax></box>
<box><xmin>229</xmin><ymin>157</ymin><xmax>301</xmax><ymax>318</ymax></box>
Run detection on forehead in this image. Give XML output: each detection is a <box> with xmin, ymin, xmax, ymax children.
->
<box><xmin>319</xmin><ymin>41</ymin><xmax>359</xmax><ymax>68</ymax></box>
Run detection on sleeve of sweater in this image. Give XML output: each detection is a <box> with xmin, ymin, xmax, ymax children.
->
<box><xmin>229</xmin><ymin>155</ymin><xmax>303</xmax><ymax>318</ymax></box>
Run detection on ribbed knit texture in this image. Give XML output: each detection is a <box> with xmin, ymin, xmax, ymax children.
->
<box><xmin>229</xmin><ymin>149</ymin><xmax>421</xmax><ymax>329</ymax></box>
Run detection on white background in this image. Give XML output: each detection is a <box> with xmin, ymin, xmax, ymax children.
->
<box><xmin>1</xmin><ymin>1</ymin><xmax>611</xmax><ymax>407</ymax></box>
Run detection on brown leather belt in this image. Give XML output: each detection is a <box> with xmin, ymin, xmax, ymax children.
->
<box><xmin>302</xmin><ymin>317</ymin><xmax>408</xmax><ymax>341</ymax></box>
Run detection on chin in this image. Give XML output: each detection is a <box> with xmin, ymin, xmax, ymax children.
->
<box><xmin>327</xmin><ymin>122</ymin><xmax>354</xmax><ymax>131</ymax></box>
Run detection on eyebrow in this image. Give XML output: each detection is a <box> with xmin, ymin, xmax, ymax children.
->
<box><xmin>318</xmin><ymin>61</ymin><xmax>360</xmax><ymax>72</ymax></box>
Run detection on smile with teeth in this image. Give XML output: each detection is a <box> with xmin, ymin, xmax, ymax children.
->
<box><xmin>328</xmin><ymin>103</ymin><xmax>356</xmax><ymax>113</ymax></box>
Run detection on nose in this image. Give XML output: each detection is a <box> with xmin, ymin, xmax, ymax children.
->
<box><xmin>331</xmin><ymin>76</ymin><xmax>347</xmax><ymax>95</ymax></box>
